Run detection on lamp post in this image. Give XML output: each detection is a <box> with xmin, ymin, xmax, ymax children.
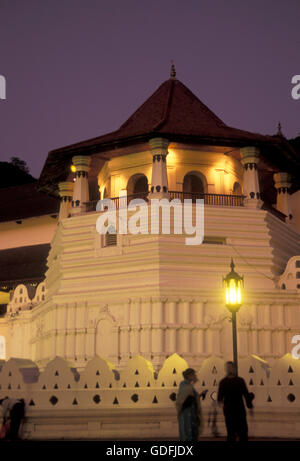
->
<box><xmin>223</xmin><ymin>259</ymin><xmax>244</xmax><ymax>375</ymax></box>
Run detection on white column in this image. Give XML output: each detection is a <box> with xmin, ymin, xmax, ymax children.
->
<box><xmin>240</xmin><ymin>146</ymin><xmax>263</xmax><ymax>209</ymax></box>
<box><xmin>140</xmin><ymin>326</ymin><xmax>151</xmax><ymax>357</ymax></box>
<box><xmin>58</xmin><ymin>181</ymin><xmax>74</xmax><ymax>221</ymax></box>
<box><xmin>165</xmin><ymin>327</ymin><xmax>176</xmax><ymax>354</ymax></box>
<box><xmin>273</xmin><ymin>172</ymin><xmax>292</xmax><ymax>222</ymax></box>
<box><xmin>149</xmin><ymin>137</ymin><xmax>169</xmax><ymax>199</ymax></box>
<box><xmin>71</xmin><ymin>155</ymin><xmax>90</xmax><ymax>215</ymax></box>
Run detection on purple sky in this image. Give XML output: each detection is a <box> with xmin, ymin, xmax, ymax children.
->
<box><xmin>0</xmin><ymin>0</ymin><xmax>299</xmax><ymax>178</ymax></box>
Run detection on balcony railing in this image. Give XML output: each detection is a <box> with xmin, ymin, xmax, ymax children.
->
<box><xmin>84</xmin><ymin>191</ymin><xmax>244</xmax><ymax>212</ymax></box>
<box><xmin>168</xmin><ymin>191</ymin><xmax>244</xmax><ymax>206</ymax></box>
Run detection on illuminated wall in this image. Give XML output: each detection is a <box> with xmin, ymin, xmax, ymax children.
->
<box><xmin>97</xmin><ymin>144</ymin><xmax>243</xmax><ymax>199</ymax></box>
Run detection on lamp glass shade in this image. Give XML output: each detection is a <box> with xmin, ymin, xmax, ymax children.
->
<box><xmin>225</xmin><ymin>278</ymin><xmax>242</xmax><ymax>309</ymax></box>
<box><xmin>223</xmin><ymin>259</ymin><xmax>243</xmax><ymax>310</ymax></box>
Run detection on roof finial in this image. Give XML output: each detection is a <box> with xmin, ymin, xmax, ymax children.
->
<box><xmin>230</xmin><ymin>258</ymin><xmax>235</xmax><ymax>272</ymax></box>
<box><xmin>170</xmin><ymin>60</ymin><xmax>176</xmax><ymax>79</ymax></box>
<box><xmin>277</xmin><ymin>121</ymin><xmax>283</xmax><ymax>136</ymax></box>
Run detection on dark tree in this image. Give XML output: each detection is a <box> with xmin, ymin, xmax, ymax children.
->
<box><xmin>0</xmin><ymin>161</ymin><xmax>35</xmax><ymax>188</ymax></box>
<box><xmin>10</xmin><ymin>156</ymin><xmax>30</xmax><ymax>174</ymax></box>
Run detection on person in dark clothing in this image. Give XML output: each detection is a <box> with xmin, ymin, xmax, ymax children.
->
<box><xmin>1</xmin><ymin>397</ymin><xmax>25</xmax><ymax>440</ymax></box>
<box><xmin>217</xmin><ymin>361</ymin><xmax>254</xmax><ymax>443</ymax></box>
<box><xmin>176</xmin><ymin>368</ymin><xmax>208</xmax><ymax>441</ymax></box>
<box><xmin>9</xmin><ymin>399</ymin><xmax>25</xmax><ymax>440</ymax></box>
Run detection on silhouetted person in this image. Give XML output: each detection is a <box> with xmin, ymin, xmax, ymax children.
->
<box><xmin>217</xmin><ymin>361</ymin><xmax>254</xmax><ymax>443</ymax></box>
<box><xmin>1</xmin><ymin>397</ymin><xmax>25</xmax><ymax>440</ymax></box>
<box><xmin>176</xmin><ymin>368</ymin><xmax>207</xmax><ymax>441</ymax></box>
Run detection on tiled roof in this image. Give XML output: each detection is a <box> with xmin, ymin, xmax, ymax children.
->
<box><xmin>0</xmin><ymin>181</ymin><xmax>59</xmax><ymax>223</ymax></box>
<box><xmin>0</xmin><ymin>243</ymin><xmax>50</xmax><ymax>289</ymax></box>
<box><xmin>38</xmin><ymin>77</ymin><xmax>300</xmax><ymax>193</ymax></box>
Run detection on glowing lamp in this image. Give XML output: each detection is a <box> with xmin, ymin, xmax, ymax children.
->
<box><xmin>70</xmin><ymin>165</ymin><xmax>76</xmax><ymax>173</ymax></box>
<box><xmin>223</xmin><ymin>259</ymin><xmax>243</xmax><ymax>312</ymax></box>
<box><xmin>223</xmin><ymin>259</ymin><xmax>244</xmax><ymax>376</ymax></box>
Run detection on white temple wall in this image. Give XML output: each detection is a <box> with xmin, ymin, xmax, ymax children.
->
<box><xmin>1</xmin><ymin>354</ymin><xmax>300</xmax><ymax>439</ymax></box>
<box><xmin>2</xmin><ymin>295</ymin><xmax>300</xmax><ymax>370</ymax></box>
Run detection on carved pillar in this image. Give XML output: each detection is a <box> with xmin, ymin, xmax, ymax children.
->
<box><xmin>120</xmin><ymin>301</ymin><xmax>130</xmax><ymax>363</ymax></box>
<box><xmin>120</xmin><ymin>326</ymin><xmax>130</xmax><ymax>361</ymax></box>
<box><xmin>58</xmin><ymin>181</ymin><xmax>73</xmax><ymax>221</ymax></box>
<box><xmin>71</xmin><ymin>155</ymin><xmax>90</xmax><ymax>215</ymax></box>
<box><xmin>149</xmin><ymin>138</ymin><xmax>169</xmax><ymax>199</ymax></box>
<box><xmin>273</xmin><ymin>172</ymin><xmax>292</xmax><ymax>222</ymax></box>
<box><xmin>140</xmin><ymin>326</ymin><xmax>151</xmax><ymax>357</ymax></box>
<box><xmin>165</xmin><ymin>327</ymin><xmax>176</xmax><ymax>354</ymax></box>
<box><xmin>240</xmin><ymin>146</ymin><xmax>263</xmax><ymax>208</ymax></box>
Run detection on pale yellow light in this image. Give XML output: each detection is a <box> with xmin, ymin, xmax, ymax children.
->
<box><xmin>225</xmin><ymin>279</ymin><xmax>242</xmax><ymax>309</ymax></box>
<box><xmin>0</xmin><ymin>291</ymin><xmax>10</xmax><ymax>304</ymax></box>
<box><xmin>70</xmin><ymin>165</ymin><xmax>76</xmax><ymax>173</ymax></box>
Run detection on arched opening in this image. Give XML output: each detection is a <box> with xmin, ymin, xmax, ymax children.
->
<box><xmin>127</xmin><ymin>174</ymin><xmax>148</xmax><ymax>200</ymax></box>
<box><xmin>0</xmin><ymin>335</ymin><xmax>6</xmax><ymax>359</ymax></box>
<box><xmin>233</xmin><ymin>182</ymin><xmax>242</xmax><ymax>196</ymax></box>
<box><xmin>95</xmin><ymin>318</ymin><xmax>117</xmax><ymax>360</ymax></box>
<box><xmin>183</xmin><ymin>172</ymin><xmax>205</xmax><ymax>201</ymax></box>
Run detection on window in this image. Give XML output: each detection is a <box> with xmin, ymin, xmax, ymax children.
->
<box><xmin>203</xmin><ymin>236</ymin><xmax>226</xmax><ymax>245</ymax></box>
<box><xmin>297</xmin><ymin>272</ymin><xmax>300</xmax><ymax>279</ymax></box>
<box><xmin>296</xmin><ymin>261</ymin><xmax>300</xmax><ymax>268</ymax></box>
<box><xmin>105</xmin><ymin>226</ymin><xmax>117</xmax><ymax>247</ymax></box>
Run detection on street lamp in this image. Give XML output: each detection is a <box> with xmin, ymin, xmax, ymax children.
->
<box><xmin>223</xmin><ymin>259</ymin><xmax>244</xmax><ymax>375</ymax></box>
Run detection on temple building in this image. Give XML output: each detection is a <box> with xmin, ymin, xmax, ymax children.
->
<box><xmin>1</xmin><ymin>67</ymin><xmax>300</xmax><ymax>370</ymax></box>
<box><xmin>1</xmin><ymin>67</ymin><xmax>300</xmax><ymax>438</ymax></box>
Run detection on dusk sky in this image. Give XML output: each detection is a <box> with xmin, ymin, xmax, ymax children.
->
<box><xmin>0</xmin><ymin>0</ymin><xmax>299</xmax><ymax>178</ymax></box>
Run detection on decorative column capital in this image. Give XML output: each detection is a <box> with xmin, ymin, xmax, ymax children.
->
<box><xmin>240</xmin><ymin>146</ymin><xmax>260</xmax><ymax>167</ymax></box>
<box><xmin>149</xmin><ymin>137</ymin><xmax>169</xmax><ymax>152</ymax></box>
<box><xmin>240</xmin><ymin>147</ymin><xmax>262</xmax><ymax>208</ymax></box>
<box><xmin>273</xmin><ymin>172</ymin><xmax>292</xmax><ymax>221</ymax></box>
<box><xmin>58</xmin><ymin>181</ymin><xmax>74</xmax><ymax>220</ymax></box>
<box><xmin>149</xmin><ymin>138</ymin><xmax>169</xmax><ymax>198</ymax></box>
<box><xmin>58</xmin><ymin>181</ymin><xmax>74</xmax><ymax>199</ymax></box>
<box><xmin>273</xmin><ymin>172</ymin><xmax>292</xmax><ymax>192</ymax></box>
<box><xmin>71</xmin><ymin>155</ymin><xmax>91</xmax><ymax>214</ymax></box>
<box><xmin>72</xmin><ymin>155</ymin><xmax>90</xmax><ymax>175</ymax></box>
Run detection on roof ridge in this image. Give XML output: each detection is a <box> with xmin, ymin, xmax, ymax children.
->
<box><xmin>153</xmin><ymin>78</ymin><xmax>175</xmax><ymax>131</ymax></box>
<box><xmin>118</xmin><ymin>80</ymin><xmax>168</xmax><ymax>131</ymax></box>
<box><xmin>175</xmin><ymin>79</ymin><xmax>226</xmax><ymax>127</ymax></box>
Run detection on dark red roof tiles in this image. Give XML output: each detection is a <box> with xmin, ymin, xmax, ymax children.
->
<box><xmin>38</xmin><ymin>77</ymin><xmax>300</xmax><ymax>192</ymax></box>
<box><xmin>0</xmin><ymin>243</ymin><xmax>50</xmax><ymax>287</ymax></box>
<box><xmin>0</xmin><ymin>181</ymin><xmax>59</xmax><ymax>222</ymax></box>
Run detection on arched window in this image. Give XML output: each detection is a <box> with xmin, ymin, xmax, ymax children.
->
<box><xmin>183</xmin><ymin>172</ymin><xmax>205</xmax><ymax>201</ymax></box>
<box><xmin>233</xmin><ymin>182</ymin><xmax>242</xmax><ymax>195</ymax></box>
<box><xmin>0</xmin><ymin>335</ymin><xmax>6</xmax><ymax>359</ymax></box>
<box><xmin>127</xmin><ymin>174</ymin><xmax>148</xmax><ymax>201</ymax></box>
